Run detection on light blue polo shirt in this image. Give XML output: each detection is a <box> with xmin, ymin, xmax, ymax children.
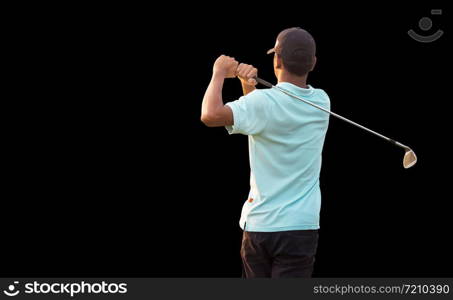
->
<box><xmin>225</xmin><ymin>82</ymin><xmax>330</xmax><ymax>232</ymax></box>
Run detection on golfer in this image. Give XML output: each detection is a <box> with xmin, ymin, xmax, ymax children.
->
<box><xmin>201</xmin><ymin>27</ymin><xmax>330</xmax><ymax>278</ymax></box>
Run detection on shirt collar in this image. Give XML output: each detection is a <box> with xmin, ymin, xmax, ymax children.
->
<box><xmin>276</xmin><ymin>82</ymin><xmax>315</xmax><ymax>96</ymax></box>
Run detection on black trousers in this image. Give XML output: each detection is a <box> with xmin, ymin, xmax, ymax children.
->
<box><xmin>240</xmin><ymin>229</ymin><xmax>319</xmax><ymax>278</ymax></box>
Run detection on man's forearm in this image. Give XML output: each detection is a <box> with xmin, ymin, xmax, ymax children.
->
<box><xmin>201</xmin><ymin>73</ymin><xmax>225</xmax><ymax>119</ymax></box>
<box><xmin>241</xmin><ymin>81</ymin><xmax>256</xmax><ymax>95</ymax></box>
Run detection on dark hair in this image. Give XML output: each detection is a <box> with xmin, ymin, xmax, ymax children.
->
<box><xmin>275</xmin><ymin>27</ymin><xmax>316</xmax><ymax>76</ymax></box>
<box><xmin>279</xmin><ymin>49</ymin><xmax>315</xmax><ymax>76</ymax></box>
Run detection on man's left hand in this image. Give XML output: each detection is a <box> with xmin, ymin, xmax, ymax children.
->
<box><xmin>236</xmin><ymin>63</ymin><xmax>258</xmax><ymax>86</ymax></box>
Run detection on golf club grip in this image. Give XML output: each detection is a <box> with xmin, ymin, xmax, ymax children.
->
<box><xmin>254</xmin><ymin>77</ymin><xmax>274</xmax><ymax>88</ymax></box>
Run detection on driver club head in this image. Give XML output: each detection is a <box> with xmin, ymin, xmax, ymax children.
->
<box><xmin>403</xmin><ymin>148</ymin><xmax>417</xmax><ymax>169</ymax></box>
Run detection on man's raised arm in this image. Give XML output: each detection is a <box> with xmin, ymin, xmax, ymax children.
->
<box><xmin>200</xmin><ymin>55</ymin><xmax>237</xmax><ymax>127</ymax></box>
<box><xmin>200</xmin><ymin>56</ymin><xmax>258</xmax><ymax>127</ymax></box>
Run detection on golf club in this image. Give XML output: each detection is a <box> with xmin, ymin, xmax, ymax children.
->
<box><xmin>254</xmin><ymin>77</ymin><xmax>417</xmax><ymax>169</ymax></box>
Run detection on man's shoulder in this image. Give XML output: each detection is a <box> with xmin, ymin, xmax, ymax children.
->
<box><xmin>238</xmin><ymin>88</ymin><xmax>274</xmax><ymax>107</ymax></box>
<box><xmin>311</xmin><ymin>87</ymin><xmax>330</xmax><ymax>107</ymax></box>
<box><xmin>247</xmin><ymin>87</ymin><xmax>274</xmax><ymax>98</ymax></box>
<box><xmin>314</xmin><ymin>88</ymin><xmax>329</xmax><ymax>97</ymax></box>
<box><xmin>311</xmin><ymin>87</ymin><xmax>329</xmax><ymax>99</ymax></box>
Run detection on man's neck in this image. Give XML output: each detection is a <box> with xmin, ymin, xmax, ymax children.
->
<box><xmin>277</xmin><ymin>72</ymin><xmax>308</xmax><ymax>89</ymax></box>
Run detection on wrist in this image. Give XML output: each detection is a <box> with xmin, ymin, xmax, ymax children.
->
<box><xmin>212</xmin><ymin>71</ymin><xmax>227</xmax><ymax>80</ymax></box>
<box><xmin>239</xmin><ymin>77</ymin><xmax>255</xmax><ymax>87</ymax></box>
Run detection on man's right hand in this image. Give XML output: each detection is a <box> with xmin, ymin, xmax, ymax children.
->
<box><xmin>213</xmin><ymin>55</ymin><xmax>239</xmax><ymax>78</ymax></box>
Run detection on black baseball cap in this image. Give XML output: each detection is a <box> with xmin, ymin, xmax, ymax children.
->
<box><xmin>267</xmin><ymin>27</ymin><xmax>316</xmax><ymax>75</ymax></box>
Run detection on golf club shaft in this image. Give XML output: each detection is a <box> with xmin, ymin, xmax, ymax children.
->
<box><xmin>255</xmin><ymin>77</ymin><xmax>409</xmax><ymax>150</ymax></box>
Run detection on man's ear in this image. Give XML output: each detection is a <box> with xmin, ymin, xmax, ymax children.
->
<box><xmin>310</xmin><ymin>56</ymin><xmax>317</xmax><ymax>71</ymax></box>
<box><xmin>274</xmin><ymin>54</ymin><xmax>283</xmax><ymax>69</ymax></box>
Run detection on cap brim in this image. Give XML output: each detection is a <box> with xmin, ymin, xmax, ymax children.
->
<box><xmin>266</xmin><ymin>48</ymin><xmax>275</xmax><ymax>55</ymax></box>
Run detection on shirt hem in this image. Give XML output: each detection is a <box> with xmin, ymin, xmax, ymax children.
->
<box><xmin>241</xmin><ymin>224</ymin><xmax>320</xmax><ymax>232</ymax></box>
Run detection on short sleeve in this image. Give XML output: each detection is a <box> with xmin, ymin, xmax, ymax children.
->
<box><xmin>224</xmin><ymin>89</ymin><xmax>269</xmax><ymax>136</ymax></box>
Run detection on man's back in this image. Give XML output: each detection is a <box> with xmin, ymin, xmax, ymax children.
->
<box><xmin>226</xmin><ymin>82</ymin><xmax>330</xmax><ymax>232</ymax></box>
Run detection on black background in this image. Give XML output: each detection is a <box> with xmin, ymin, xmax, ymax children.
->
<box><xmin>2</xmin><ymin>3</ymin><xmax>451</xmax><ymax>277</ymax></box>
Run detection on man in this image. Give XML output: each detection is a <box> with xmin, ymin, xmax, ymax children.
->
<box><xmin>201</xmin><ymin>27</ymin><xmax>330</xmax><ymax>278</ymax></box>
